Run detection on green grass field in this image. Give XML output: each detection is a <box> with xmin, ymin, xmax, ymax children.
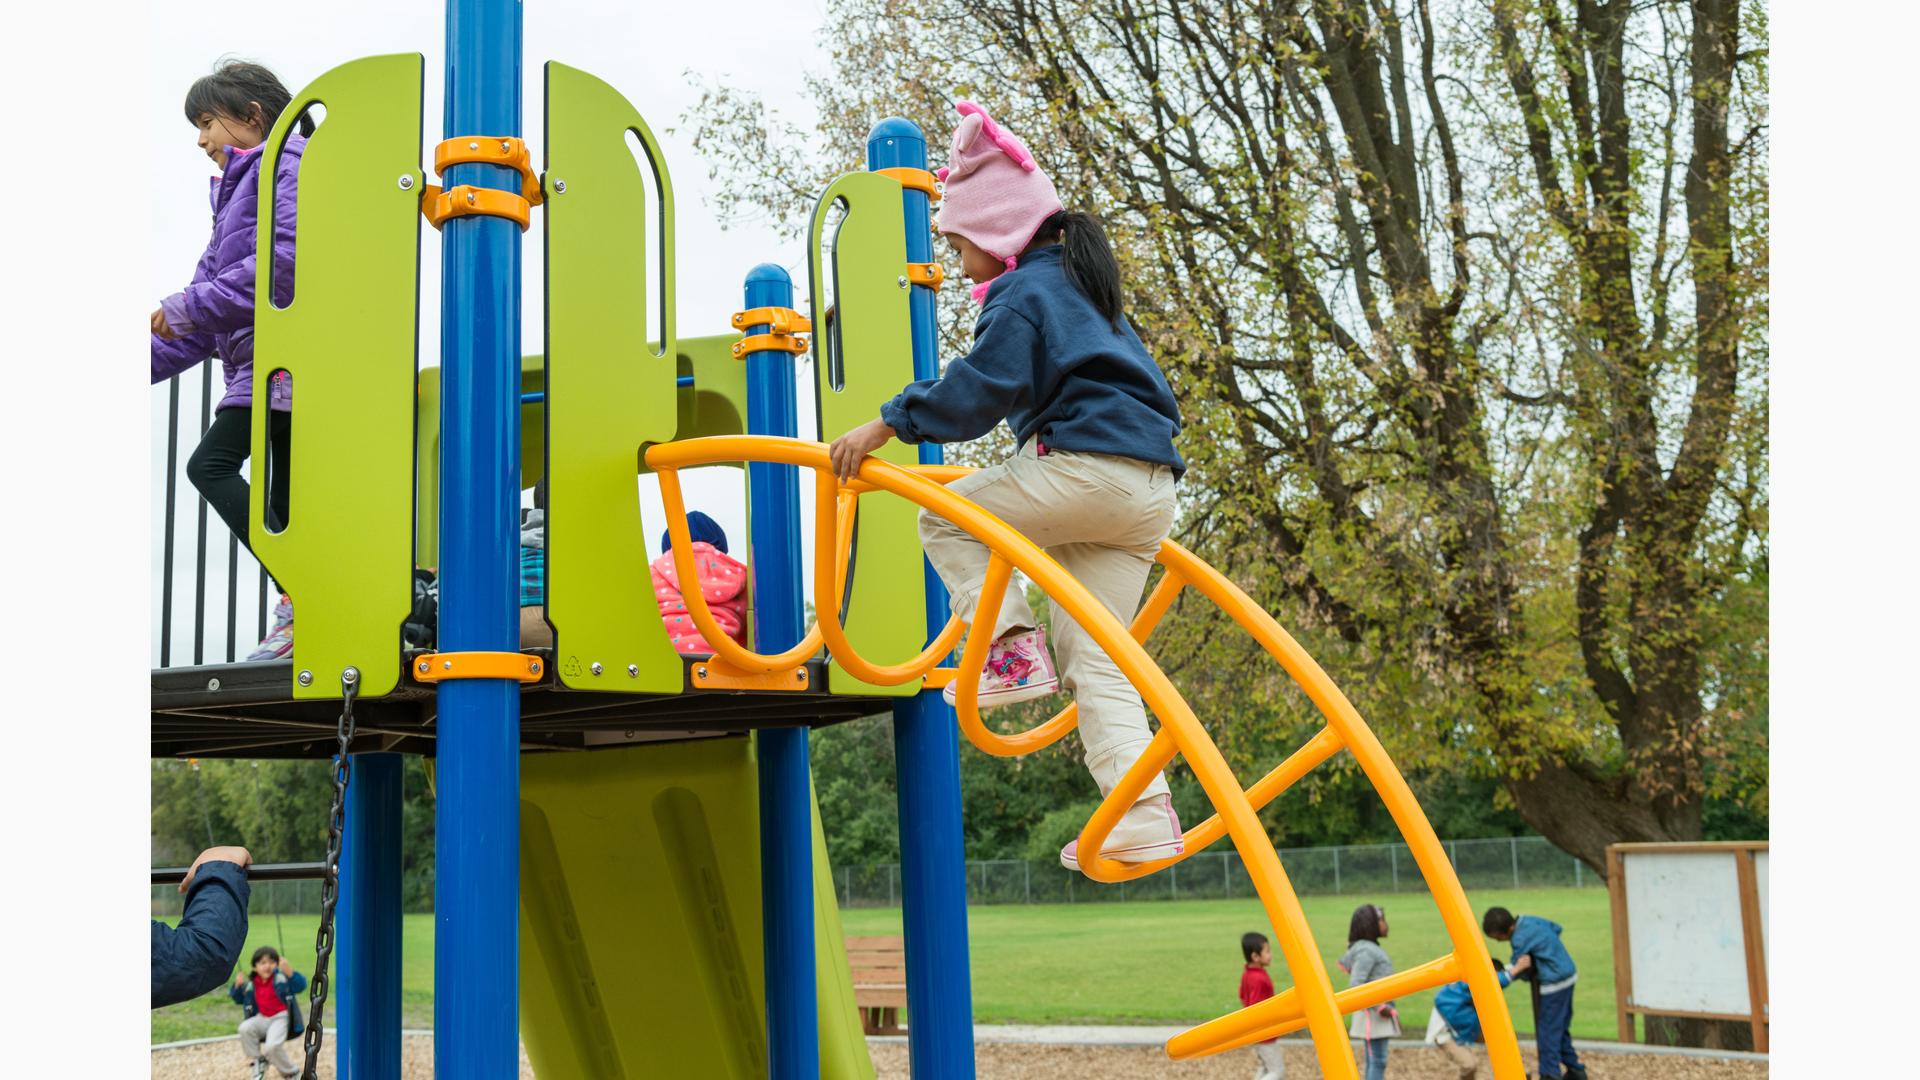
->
<box><xmin>842</xmin><ymin>885</ymin><xmax>1614</xmax><ymax>1038</ymax></box>
<box><xmin>154</xmin><ymin>886</ymin><xmax>1610</xmax><ymax>1044</ymax></box>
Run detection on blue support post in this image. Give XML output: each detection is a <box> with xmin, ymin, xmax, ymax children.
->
<box><xmin>434</xmin><ymin>0</ymin><xmax>523</xmax><ymax>1073</ymax></box>
<box><xmin>337</xmin><ymin>753</ymin><xmax>402</xmax><ymax>1079</ymax></box>
<box><xmin>743</xmin><ymin>264</ymin><xmax>817</xmax><ymax>1077</ymax></box>
<box><xmin>868</xmin><ymin>118</ymin><xmax>977</xmax><ymax>1077</ymax></box>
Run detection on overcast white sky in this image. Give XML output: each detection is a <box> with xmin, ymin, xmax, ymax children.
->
<box><xmin>149</xmin><ymin>0</ymin><xmax>837</xmax><ymax>658</ymax></box>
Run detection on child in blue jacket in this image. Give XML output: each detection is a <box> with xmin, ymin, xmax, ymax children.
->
<box><xmin>829</xmin><ymin>101</ymin><xmax>1184</xmax><ymax>876</ymax></box>
<box><xmin>1427</xmin><ymin>957</ymin><xmax>1521</xmax><ymax>1079</ymax></box>
<box><xmin>1484</xmin><ymin>907</ymin><xmax>1586</xmax><ymax>1080</ymax></box>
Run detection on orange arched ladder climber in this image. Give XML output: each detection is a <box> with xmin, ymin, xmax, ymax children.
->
<box><xmin>645</xmin><ymin>435</ymin><xmax>1526</xmax><ymax>1080</ymax></box>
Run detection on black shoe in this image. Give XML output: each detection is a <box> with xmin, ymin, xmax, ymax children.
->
<box><xmin>1565</xmin><ymin>1065</ymin><xmax>1588</xmax><ymax>1080</ymax></box>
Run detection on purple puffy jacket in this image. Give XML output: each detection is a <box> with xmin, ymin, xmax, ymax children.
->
<box><xmin>152</xmin><ymin>135</ymin><xmax>305</xmax><ymax>412</ymax></box>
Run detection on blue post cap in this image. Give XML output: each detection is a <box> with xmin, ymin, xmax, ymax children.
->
<box><xmin>867</xmin><ymin>117</ymin><xmax>926</xmax><ymax>158</ymax></box>
<box><xmin>744</xmin><ymin>262</ymin><xmax>793</xmax><ymax>289</ymax></box>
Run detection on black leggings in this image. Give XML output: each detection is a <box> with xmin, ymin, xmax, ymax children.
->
<box><xmin>187</xmin><ymin>406</ymin><xmax>290</xmax><ymax>557</ymax></box>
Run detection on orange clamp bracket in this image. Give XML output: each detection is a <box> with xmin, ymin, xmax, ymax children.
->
<box><xmin>731</xmin><ymin>332</ymin><xmax>810</xmax><ymax>358</ymax></box>
<box><xmin>731</xmin><ymin>306</ymin><xmax>812</xmax><ymax>358</ymax></box>
<box><xmin>421</xmin><ymin>183</ymin><xmax>532</xmax><ymax>231</ymax></box>
<box><xmin>435</xmin><ymin>135</ymin><xmax>544</xmax><ymax>206</ymax></box>
<box><xmin>411</xmin><ymin>651</ymin><xmax>546</xmax><ymax>683</ymax></box>
<box><xmin>731</xmin><ymin>307</ymin><xmax>812</xmax><ymax>335</ymax></box>
<box><xmin>907</xmin><ymin>262</ymin><xmax>944</xmax><ymax>288</ymax></box>
<box><xmin>877</xmin><ymin>166</ymin><xmax>941</xmax><ymax>203</ymax></box>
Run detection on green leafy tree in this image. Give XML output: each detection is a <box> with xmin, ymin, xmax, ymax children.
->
<box><xmin>686</xmin><ymin>0</ymin><xmax>1767</xmax><ymax>872</ymax></box>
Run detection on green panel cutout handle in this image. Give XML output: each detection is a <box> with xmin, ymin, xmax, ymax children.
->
<box><xmin>542</xmin><ymin>61</ymin><xmax>684</xmax><ymax>692</ymax></box>
<box><xmin>250</xmin><ymin>53</ymin><xmax>424</xmax><ymax>700</ymax></box>
<box><xmin>808</xmin><ymin>172</ymin><xmax>930</xmax><ymax>697</ymax></box>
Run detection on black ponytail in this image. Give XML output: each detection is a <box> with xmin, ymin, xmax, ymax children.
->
<box><xmin>1034</xmin><ymin>209</ymin><xmax>1124</xmax><ymax>328</ymax></box>
<box><xmin>185</xmin><ymin>59</ymin><xmax>315</xmax><ymax>139</ymax></box>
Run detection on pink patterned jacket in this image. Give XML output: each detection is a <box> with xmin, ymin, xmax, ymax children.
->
<box><xmin>650</xmin><ymin>542</ymin><xmax>748</xmax><ymax>654</ymax></box>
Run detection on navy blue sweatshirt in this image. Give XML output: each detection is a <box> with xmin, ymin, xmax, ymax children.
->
<box><xmin>879</xmin><ymin>245</ymin><xmax>1185</xmax><ymax>477</ymax></box>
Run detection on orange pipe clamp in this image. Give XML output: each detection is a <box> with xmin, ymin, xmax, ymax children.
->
<box><xmin>421</xmin><ymin>135</ymin><xmax>543</xmax><ymax>231</ymax></box>
<box><xmin>730</xmin><ymin>306</ymin><xmax>812</xmax><ymax>357</ymax></box>
<box><xmin>906</xmin><ymin>262</ymin><xmax>944</xmax><ymax>288</ymax></box>
<box><xmin>876</xmin><ymin>166</ymin><xmax>941</xmax><ymax>203</ymax></box>
<box><xmin>731</xmin><ymin>306</ymin><xmax>812</xmax><ymax>335</ymax></box>
<box><xmin>411</xmin><ymin>651</ymin><xmax>546</xmax><ymax>683</ymax></box>
<box><xmin>435</xmin><ymin>135</ymin><xmax>544</xmax><ymax>206</ymax></box>
<box><xmin>422</xmin><ymin>184</ymin><xmax>532</xmax><ymax>231</ymax></box>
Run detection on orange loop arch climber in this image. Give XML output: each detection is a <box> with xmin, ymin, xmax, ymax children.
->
<box><xmin>644</xmin><ymin>435</ymin><xmax>1524</xmax><ymax>1079</ymax></box>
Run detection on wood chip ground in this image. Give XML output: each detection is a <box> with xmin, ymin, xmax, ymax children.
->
<box><xmin>151</xmin><ymin>1036</ymin><xmax>1766</xmax><ymax>1078</ymax></box>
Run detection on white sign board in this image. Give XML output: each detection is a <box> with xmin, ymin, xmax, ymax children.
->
<box><xmin>1622</xmin><ymin>851</ymin><xmax>1754</xmax><ymax>1015</ymax></box>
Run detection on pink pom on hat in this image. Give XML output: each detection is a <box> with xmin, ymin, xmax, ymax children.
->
<box><xmin>935</xmin><ymin>101</ymin><xmax>1064</xmax><ymax>270</ymax></box>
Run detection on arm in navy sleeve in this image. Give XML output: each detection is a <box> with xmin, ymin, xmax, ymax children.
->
<box><xmin>879</xmin><ymin>303</ymin><xmax>1039</xmax><ymax>445</ymax></box>
<box><xmin>151</xmin><ymin>860</ymin><xmax>251</xmax><ymax>1008</ymax></box>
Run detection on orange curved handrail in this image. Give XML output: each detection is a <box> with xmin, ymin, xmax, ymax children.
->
<box><xmin>642</xmin><ymin>435</ymin><xmax>1523</xmax><ymax>1080</ymax></box>
<box><xmin>807</xmin><ymin>467</ymin><xmax>966</xmax><ymax>685</ymax></box>
<box><xmin>656</xmin><ymin>463</ymin><xmax>967</xmax><ymax>673</ymax></box>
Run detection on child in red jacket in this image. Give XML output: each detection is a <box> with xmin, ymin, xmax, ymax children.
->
<box><xmin>652</xmin><ymin>511</ymin><xmax>748</xmax><ymax>654</ymax></box>
<box><xmin>1239</xmin><ymin>932</ymin><xmax>1287</xmax><ymax>1080</ymax></box>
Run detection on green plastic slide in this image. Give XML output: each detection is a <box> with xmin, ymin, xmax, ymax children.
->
<box><xmin>518</xmin><ymin>736</ymin><xmax>876</xmax><ymax>1078</ymax></box>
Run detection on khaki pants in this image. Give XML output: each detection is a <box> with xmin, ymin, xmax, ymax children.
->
<box><xmin>1252</xmin><ymin>1040</ymin><xmax>1287</xmax><ymax>1079</ymax></box>
<box><xmin>920</xmin><ymin>443</ymin><xmax>1177</xmax><ymax>799</ymax></box>
<box><xmin>1437</xmin><ymin>1030</ymin><xmax>1480</xmax><ymax>1079</ymax></box>
<box><xmin>238</xmin><ymin>1012</ymin><xmax>297</xmax><ymax>1077</ymax></box>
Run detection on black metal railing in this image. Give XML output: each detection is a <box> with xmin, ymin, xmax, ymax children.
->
<box><xmin>156</xmin><ymin>366</ymin><xmax>273</xmax><ymax>668</ymax></box>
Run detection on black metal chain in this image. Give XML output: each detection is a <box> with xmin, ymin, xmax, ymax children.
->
<box><xmin>301</xmin><ymin>667</ymin><xmax>359</xmax><ymax>1079</ymax></box>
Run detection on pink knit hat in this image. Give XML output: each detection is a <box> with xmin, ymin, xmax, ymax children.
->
<box><xmin>935</xmin><ymin>101</ymin><xmax>1064</xmax><ymax>272</ymax></box>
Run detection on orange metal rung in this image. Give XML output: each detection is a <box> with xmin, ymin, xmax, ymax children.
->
<box><xmin>906</xmin><ymin>262</ymin><xmax>944</xmax><ymax>288</ymax></box>
<box><xmin>876</xmin><ymin>166</ymin><xmax>941</xmax><ymax>202</ymax></box>
<box><xmin>421</xmin><ymin>183</ymin><xmax>532</xmax><ymax>231</ymax></box>
<box><xmin>411</xmin><ymin>651</ymin><xmax>546</xmax><ymax>683</ymax></box>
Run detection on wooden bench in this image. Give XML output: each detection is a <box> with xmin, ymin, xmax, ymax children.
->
<box><xmin>846</xmin><ymin>935</ymin><xmax>907</xmax><ymax>1036</ymax></box>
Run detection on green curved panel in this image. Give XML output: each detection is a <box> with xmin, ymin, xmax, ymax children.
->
<box><xmin>250</xmin><ymin>54</ymin><xmax>423</xmax><ymax>700</ymax></box>
<box><xmin>543</xmin><ymin>61</ymin><xmax>682</xmax><ymax>692</ymax></box>
<box><xmin>808</xmin><ymin>173</ymin><xmax>929</xmax><ymax>696</ymax></box>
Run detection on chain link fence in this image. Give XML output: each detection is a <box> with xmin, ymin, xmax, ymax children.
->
<box><xmin>150</xmin><ymin>836</ymin><xmax>1591</xmax><ymax>915</ymax></box>
<box><xmin>835</xmin><ymin>835</ymin><xmax>1597</xmax><ymax>909</ymax></box>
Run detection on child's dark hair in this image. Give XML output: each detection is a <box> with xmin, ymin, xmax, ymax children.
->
<box><xmin>1347</xmin><ymin>903</ymin><xmax>1384</xmax><ymax>945</ymax></box>
<box><xmin>1240</xmin><ymin>931</ymin><xmax>1268</xmax><ymax>963</ymax></box>
<box><xmin>1030</xmin><ymin>209</ymin><xmax>1123</xmax><ymax>328</ymax></box>
<box><xmin>185</xmin><ymin>59</ymin><xmax>313</xmax><ymax>138</ymax></box>
<box><xmin>1482</xmin><ymin>907</ymin><xmax>1516</xmax><ymax>936</ymax></box>
<box><xmin>250</xmin><ymin>945</ymin><xmax>280</xmax><ymax>967</ymax></box>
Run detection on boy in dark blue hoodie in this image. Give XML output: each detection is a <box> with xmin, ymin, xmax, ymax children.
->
<box><xmin>1484</xmin><ymin>907</ymin><xmax>1586</xmax><ymax>1080</ymax></box>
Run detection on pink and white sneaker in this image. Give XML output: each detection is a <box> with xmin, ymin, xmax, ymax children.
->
<box><xmin>942</xmin><ymin>627</ymin><xmax>1059</xmax><ymax>709</ymax></box>
<box><xmin>1060</xmin><ymin>794</ymin><xmax>1185</xmax><ymax>872</ymax></box>
<box><xmin>247</xmin><ymin>594</ymin><xmax>294</xmax><ymax>661</ymax></box>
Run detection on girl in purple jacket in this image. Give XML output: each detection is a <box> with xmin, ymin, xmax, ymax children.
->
<box><xmin>152</xmin><ymin>61</ymin><xmax>312</xmax><ymax>660</ymax></box>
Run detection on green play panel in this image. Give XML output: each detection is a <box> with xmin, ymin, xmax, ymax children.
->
<box><xmin>248</xmin><ymin>53</ymin><xmax>424</xmax><ymax>701</ymax></box>
<box><xmin>807</xmin><ymin>172</ymin><xmax>932</xmax><ymax>697</ymax></box>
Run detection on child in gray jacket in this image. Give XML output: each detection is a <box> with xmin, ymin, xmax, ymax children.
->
<box><xmin>1339</xmin><ymin>903</ymin><xmax>1398</xmax><ymax>1080</ymax></box>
